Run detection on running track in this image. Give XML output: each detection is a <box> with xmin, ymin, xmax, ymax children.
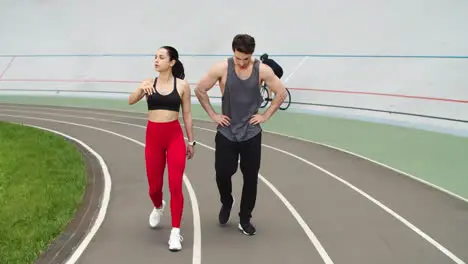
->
<box><xmin>1</xmin><ymin>103</ymin><xmax>467</xmax><ymax>264</ymax></box>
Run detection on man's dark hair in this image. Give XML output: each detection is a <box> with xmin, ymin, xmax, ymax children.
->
<box><xmin>232</xmin><ymin>34</ymin><xmax>255</xmax><ymax>54</ymax></box>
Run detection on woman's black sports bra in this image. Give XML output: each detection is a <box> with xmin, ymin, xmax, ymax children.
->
<box><xmin>146</xmin><ymin>77</ymin><xmax>181</xmax><ymax>112</ymax></box>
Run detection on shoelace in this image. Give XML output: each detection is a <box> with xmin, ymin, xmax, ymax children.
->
<box><xmin>153</xmin><ymin>206</ymin><xmax>164</xmax><ymax>215</ymax></box>
<box><xmin>170</xmin><ymin>233</ymin><xmax>183</xmax><ymax>243</ymax></box>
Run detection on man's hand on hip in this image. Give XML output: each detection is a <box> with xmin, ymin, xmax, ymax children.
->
<box><xmin>249</xmin><ymin>114</ymin><xmax>268</xmax><ymax>125</ymax></box>
<box><xmin>211</xmin><ymin>113</ymin><xmax>231</xmax><ymax>127</ymax></box>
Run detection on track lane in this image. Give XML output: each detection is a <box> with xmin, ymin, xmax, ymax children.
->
<box><xmin>24</xmin><ymin>124</ymin><xmax>110</xmax><ymax>264</ymax></box>
<box><xmin>1</xmin><ymin>104</ymin><xmax>467</xmax><ymax>263</ymax></box>
<box><xmin>0</xmin><ymin>114</ymin><xmax>196</xmax><ymax>264</ymax></box>
<box><xmin>257</xmin><ymin>131</ymin><xmax>468</xmax><ymax>262</ymax></box>
<box><xmin>0</xmin><ymin>104</ymin><xmax>336</xmax><ymax>263</ymax></box>
<box><xmin>174</xmin><ymin>113</ymin><xmax>465</xmax><ymax>264</ymax></box>
<box><xmin>182</xmin><ymin>134</ymin><xmax>324</xmax><ymax>264</ymax></box>
<box><xmin>179</xmin><ymin>109</ymin><xmax>468</xmax><ymax>263</ymax></box>
<box><xmin>0</xmin><ymin>106</ymin><xmax>329</xmax><ymax>264</ymax></box>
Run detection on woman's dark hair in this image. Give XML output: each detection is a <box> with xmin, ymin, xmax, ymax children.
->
<box><xmin>161</xmin><ymin>45</ymin><xmax>185</xmax><ymax>79</ymax></box>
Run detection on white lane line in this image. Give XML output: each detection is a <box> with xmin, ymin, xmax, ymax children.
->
<box><xmin>6</xmin><ymin>105</ymin><xmax>466</xmax><ymax>204</ymax></box>
<box><xmin>264</xmin><ymin>132</ymin><xmax>468</xmax><ymax>204</ymax></box>
<box><xmin>4</xmin><ymin>106</ymin><xmax>468</xmax><ymax>264</ymax></box>
<box><xmin>3</xmin><ymin>104</ymin><xmax>468</xmax><ymax>206</ymax></box>
<box><xmin>182</xmin><ymin>121</ymin><xmax>468</xmax><ymax>264</ymax></box>
<box><xmin>283</xmin><ymin>56</ymin><xmax>309</xmax><ymax>84</ymax></box>
<box><xmin>0</xmin><ymin>113</ymin><xmax>202</xmax><ymax>264</ymax></box>
<box><xmin>25</xmin><ymin>104</ymin><xmax>463</xmax><ymax>204</ymax></box>
<box><xmin>2</xmin><ymin>106</ymin><xmax>463</xmax><ymax>264</ymax></box>
<box><xmin>262</xmin><ymin>145</ymin><xmax>464</xmax><ymax>264</ymax></box>
<box><xmin>0</xmin><ymin>56</ymin><xmax>15</xmax><ymax>80</ymax></box>
<box><xmin>7</xmin><ymin>103</ymin><xmax>466</xmax><ymax>208</ymax></box>
<box><xmin>183</xmin><ymin>123</ymin><xmax>468</xmax><ymax>264</ymax></box>
<box><xmin>0</xmin><ymin>108</ymin><xmax>335</xmax><ymax>264</ymax></box>
<box><xmin>9</xmin><ymin>123</ymin><xmax>113</xmax><ymax>264</ymax></box>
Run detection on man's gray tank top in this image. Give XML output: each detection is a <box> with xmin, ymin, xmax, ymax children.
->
<box><xmin>217</xmin><ymin>57</ymin><xmax>263</xmax><ymax>142</ymax></box>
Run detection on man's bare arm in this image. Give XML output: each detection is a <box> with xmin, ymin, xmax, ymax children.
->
<box><xmin>194</xmin><ymin>61</ymin><xmax>224</xmax><ymax>119</ymax></box>
<box><xmin>260</xmin><ymin>64</ymin><xmax>287</xmax><ymax>120</ymax></box>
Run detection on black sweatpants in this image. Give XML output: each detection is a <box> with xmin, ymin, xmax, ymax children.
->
<box><xmin>214</xmin><ymin>131</ymin><xmax>262</xmax><ymax>223</ymax></box>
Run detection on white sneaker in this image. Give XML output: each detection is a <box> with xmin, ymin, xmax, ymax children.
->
<box><xmin>149</xmin><ymin>200</ymin><xmax>166</xmax><ymax>228</ymax></box>
<box><xmin>168</xmin><ymin>228</ymin><xmax>183</xmax><ymax>251</ymax></box>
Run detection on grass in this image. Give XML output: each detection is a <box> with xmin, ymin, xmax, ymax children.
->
<box><xmin>0</xmin><ymin>121</ymin><xmax>87</xmax><ymax>264</ymax></box>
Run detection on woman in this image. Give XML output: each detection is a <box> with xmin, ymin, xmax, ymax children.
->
<box><xmin>128</xmin><ymin>46</ymin><xmax>195</xmax><ymax>252</ymax></box>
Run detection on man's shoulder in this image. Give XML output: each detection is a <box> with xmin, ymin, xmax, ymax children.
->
<box><xmin>258</xmin><ymin>61</ymin><xmax>270</xmax><ymax>74</ymax></box>
<box><xmin>210</xmin><ymin>58</ymin><xmax>229</xmax><ymax>75</ymax></box>
<box><xmin>215</xmin><ymin>58</ymin><xmax>229</xmax><ymax>69</ymax></box>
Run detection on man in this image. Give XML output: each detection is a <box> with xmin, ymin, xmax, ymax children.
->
<box><xmin>195</xmin><ymin>34</ymin><xmax>287</xmax><ymax>236</ymax></box>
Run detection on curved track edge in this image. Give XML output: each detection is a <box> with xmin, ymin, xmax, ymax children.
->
<box><xmin>264</xmin><ymin>129</ymin><xmax>468</xmax><ymax>204</ymax></box>
<box><xmin>190</xmin><ymin>116</ymin><xmax>468</xmax><ymax>205</ymax></box>
<box><xmin>9</xmin><ymin>123</ymin><xmax>112</xmax><ymax>264</ymax></box>
<box><xmin>1</xmin><ymin>105</ymin><xmax>467</xmax><ymax>263</ymax></box>
<box><xmin>2</xmin><ymin>102</ymin><xmax>467</xmax><ymax>205</ymax></box>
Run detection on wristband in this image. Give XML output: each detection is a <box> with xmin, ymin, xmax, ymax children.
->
<box><xmin>188</xmin><ymin>141</ymin><xmax>196</xmax><ymax>146</ymax></box>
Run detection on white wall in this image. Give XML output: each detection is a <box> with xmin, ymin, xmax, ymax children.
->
<box><xmin>279</xmin><ymin>56</ymin><xmax>468</xmax><ymax>134</ymax></box>
<box><xmin>1</xmin><ymin>0</ymin><xmax>468</xmax><ymax>135</ymax></box>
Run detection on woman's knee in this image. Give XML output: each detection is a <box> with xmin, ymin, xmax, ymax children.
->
<box><xmin>167</xmin><ymin>160</ymin><xmax>185</xmax><ymax>196</ymax></box>
<box><xmin>168</xmin><ymin>179</ymin><xmax>184</xmax><ymax>199</ymax></box>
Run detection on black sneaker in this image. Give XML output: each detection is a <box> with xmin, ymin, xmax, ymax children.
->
<box><xmin>218</xmin><ymin>200</ymin><xmax>234</xmax><ymax>225</ymax></box>
<box><xmin>238</xmin><ymin>221</ymin><xmax>256</xmax><ymax>236</ymax></box>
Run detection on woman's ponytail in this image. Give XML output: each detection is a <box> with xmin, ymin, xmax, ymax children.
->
<box><xmin>160</xmin><ymin>45</ymin><xmax>185</xmax><ymax>80</ymax></box>
<box><xmin>172</xmin><ymin>59</ymin><xmax>185</xmax><ymax>80</ymax></box>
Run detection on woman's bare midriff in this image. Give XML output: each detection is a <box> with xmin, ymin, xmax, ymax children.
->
<box><xmin>147</xmin><ymin>109</ymin><xmax>179</xmax><ymax>123</ymax></box>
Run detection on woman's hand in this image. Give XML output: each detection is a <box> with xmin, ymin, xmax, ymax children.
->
<box><xmin>140</xmin><ymin>79</ymin><xmax>155</xmax><ymax>95</ymax></box>
<box><xmin>186</xmin><ymin>145</ymin><xmax>195</xmax><ymax>159</ymax></box>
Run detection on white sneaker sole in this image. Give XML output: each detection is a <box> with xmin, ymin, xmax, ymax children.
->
<box><xmin>168</xmin><ymin>239</ymin><xmax>182</xmax><ymax>252</ymax></box>
<box><xmin>149</xmin><ymin>201</ymin><xmax>165</xmax><ymax>228</ymax></box>
<box><xmin>238</xmin><ymin>223</ymin><xmax>256</xmax><ymax>236</ymax></box>
<box><xmin>168</xmin><ymin>246</ymin><xmax>182</xmax><ymax>252</ymax></box>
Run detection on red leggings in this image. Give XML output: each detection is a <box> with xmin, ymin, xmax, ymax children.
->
<box><xmin>145</xmin><ymin>119</ymin><xmax>186</xmax><ymax>228</ymax></box>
